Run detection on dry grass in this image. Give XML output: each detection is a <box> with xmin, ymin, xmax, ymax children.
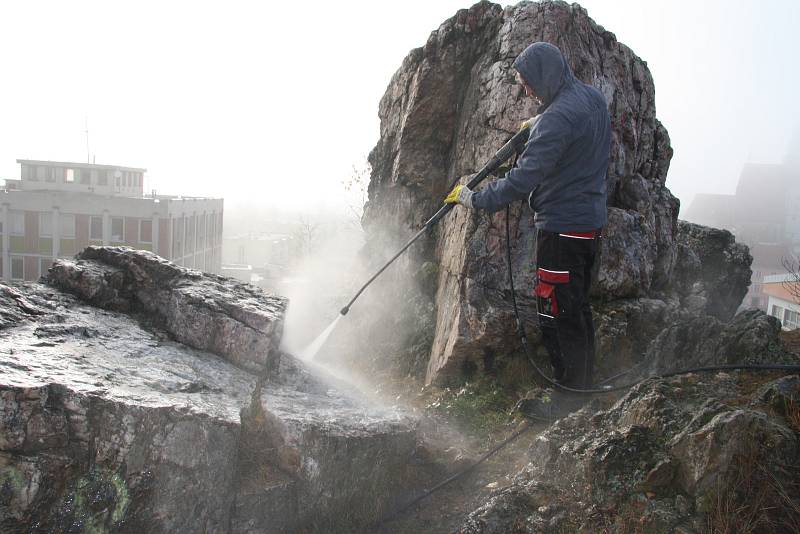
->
<box><xmin>780</xmin><ymin>329</ymin><xmax>800</xmax><ymax>357</ymax></box>
<box><xmin>784</xmin><ymin>396</ymin><xmax>800</xmax><ymax>433</ymax></box>
<box><xmin>707</xmin><ymin>441</ymin><xmax>800</xmax><ymax>534</ymax></box>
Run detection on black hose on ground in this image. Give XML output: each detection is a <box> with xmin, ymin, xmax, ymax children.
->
<box><xmin>372</xmin><ymin>421</ymin><xmax>534</xmax><ymax>530</ymax></box>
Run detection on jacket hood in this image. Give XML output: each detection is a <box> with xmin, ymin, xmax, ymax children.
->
<box><xmin>513</xmin><ymin>42</ymin><xmax>576</xmax><ymax>108</ymax></box>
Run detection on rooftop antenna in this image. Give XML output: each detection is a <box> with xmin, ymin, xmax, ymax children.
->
<box><xmin>84</xmin><ymin>116</ymin><xmax>90</xmax><ymax>164</ymax></box>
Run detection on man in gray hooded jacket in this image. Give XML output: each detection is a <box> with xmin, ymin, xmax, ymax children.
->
<box><xmin>445</xmin><ymin>42</ymin><xmax>611</xmax><ymax>419</ymax></box>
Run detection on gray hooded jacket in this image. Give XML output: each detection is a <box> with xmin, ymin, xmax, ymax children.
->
<box><xmin>472</xmin><ymin>42</ymin><xmax>610</xmax><ymax>232</ymax></box>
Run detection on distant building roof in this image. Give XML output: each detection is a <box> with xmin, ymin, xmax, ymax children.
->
<box><xmin>16</xmin><ymin>159</ymin><xmax>146</xmax><ymax>173</ymax></box>
<box><xmin>763</xmin><ymin>278</ymin><xmax>798</xmax><ymax>301</ymax></box>
<box><xmin>764</xmin><ymin>273</ymin><xmax>795</xmax><ymax>284</ymax></box>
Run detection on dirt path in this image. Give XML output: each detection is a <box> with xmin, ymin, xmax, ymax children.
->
<box><xmin>376</xmin><ymin>418</ymin><xmax>550</xmax><ymax>533</ymax></box>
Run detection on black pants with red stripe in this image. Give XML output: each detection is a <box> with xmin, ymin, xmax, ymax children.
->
<box><xmin>534</xmin><ymin>229</ymin><xmax>599</xmax><ymax>389</ymax></box>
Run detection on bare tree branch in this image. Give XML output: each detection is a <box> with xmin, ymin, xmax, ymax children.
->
<box><xmin>342</xmin><ymin>160</ymin><xmax>370</xmax><ymax>230</ymax></box>
<box><xmin>781</xmin><ymin>255</ymin><xmax>800</xmax><ymax>303</ymax></box>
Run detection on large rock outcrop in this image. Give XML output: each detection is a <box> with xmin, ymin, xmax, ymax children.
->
<box><xmin>459</xmin><ymin>371</ymin><xmax>800</xmax><ymax>532</ymax></box>
<box><xmin>361</xmin><ymin>0</ymin><xmax>752</xmax><ymax>385</ymax></box>
<box><xmin>0</xmin><ymin>247</ymin><xmax>419</xmax><ymax>533</ymax></box>
<box><xmin>47</xmin><ymin>246</ymin><xmax>286</xmax><ymax>375</ymax></box>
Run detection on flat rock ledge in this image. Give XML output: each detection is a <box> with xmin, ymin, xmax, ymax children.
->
<box><xmin>47</xmin><ymin>246</ymin><xmax>287</xmax><ymax>375</ymax></box>
<box><xmin>0</xmin><ymin>248</ymin><xmax>420</xmax><ymax>533</ymax></box>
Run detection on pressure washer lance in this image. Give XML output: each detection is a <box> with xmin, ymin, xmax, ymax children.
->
<box><xmin>339</xmin><ymin>124</ymin><xmax>532</xmax><ymax>317</ymax></box>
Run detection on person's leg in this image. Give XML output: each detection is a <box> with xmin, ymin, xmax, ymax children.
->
<box><xmin>521</xmin><ymin>231</ymin><xmax>598</xmax><ymax>420</ymax></box>
<box><xmin>534</xmin><ymin>229</ymin><xmax>566</xmax><ymax>380</ymax></box>
<box><xmin>535</xmin><ymin>230</ymin><xmax>596</xmax><ymax>386</ymax></box>
<box><xmin>550</xmin><ymin>235</ymin><xmax>592</xmax><ymax>389</ymax></box>
<box><xmin>580</xmin><ymin>236</ymin><xmax>599</xmax><ymax>387</ymax></box>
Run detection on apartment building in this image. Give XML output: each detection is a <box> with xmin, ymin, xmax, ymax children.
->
<box><xmin>1</xmin><ymin>159</ymin><xmax>223</xmax><ymax>281</ymax></box>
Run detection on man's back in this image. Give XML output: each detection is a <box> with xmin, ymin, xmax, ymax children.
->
<box><xmin>531</xmin><ymin>76</ymin><xmax>611</xmax><ymax>232</ymax></box>
<box><xmin>471</xmin><ymin>42</ymin><xmax>611</xmax><ymax>233</ymax></box>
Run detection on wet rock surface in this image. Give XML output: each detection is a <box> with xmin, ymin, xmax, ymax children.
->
<box><xmin>0</xmin><ymin>249</ymin><xmax>422</xmax><ymax>533</ymax></box>
<box><xmin>0</xmin><ymin>283</ymin><xmax>252</xmax><ymax>533</ymax></box>
<box><xmin>48</xmin><ymin>246</ymin><xmax>287</xmax><ymax>374</ymax></box>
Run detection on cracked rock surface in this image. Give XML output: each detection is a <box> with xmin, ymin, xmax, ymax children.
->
<box><xmin>1</xmin><ymin>247</ymin><xmax>420</xmax><ymax>533</ymax></box>
<box><xmin>458</xmin><ymin>371</ymin><xmax>800</xmax><ymax>533</ymax></box>
<box><xmin>47</xmin><ymin>246</ymin><xmax>287</xmax><ymax>374</ymax></box>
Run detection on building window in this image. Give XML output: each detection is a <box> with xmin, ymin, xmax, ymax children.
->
<box><xmin>99</xmin><ymin>172</ymin><xmax>109</xmax><ymax>186</ymax></box>
<box><xmin>11</xmin><ymin>256</ymin><xmax>23</xmax><ymax>280</ymax></box>
<box><xmin>784</xmin><ymin>309</ymin><xmax>799</xmax><ymax>330</ymax></box>
<box><xmin>139</xmin><ymin>220</ymin><xmax>152</xmax><ymax>243</ymax></box>
<box><xmin>771</xmin><ymin>305</ymin><xmax>784</xmax><ymax>320</ymax></box>
<box><xmin>90</xmin><ymin>216</ymin><xmax>103</xmax><ymax>240</ymax></box>
<box><xmin>39</xmin><ymin>212</ymin><xmax>53</xmax><ymax>237</ymax></box>
<box><xmin>90</xmin><ymin>170</ymin><xmax>98</xmax><ymax>184</ymax></box>
<box><xmin>209</xmin><ymin>213</ymin><xmax>216</xmax><ymax>247</ymax></box>
<box><xmin>173</xmin><ymin>217</ymin><xmax>184</xmax><ymax>257</ymax></box>
<box><xmin>79</xmin><ymin>169</ymin><xmax>91</xmax><ymax>184</ymax></box>
<box><xmin>36</xmin><ymin>166</ymin><xmax>46</xmax><ymax>181</ymax></box>
<box><xmin>10</xmin><ymin>211</ymin><xmax>24</xmax><ymax>235</ymax></box>
<box><xmin>66</xmin><ymin>169</ymin><xmax>75</xmax><ymax>183</ymax></box>
<box><xmin>60</xmin><ymin>214</ymin><xmax>76</xmax><ymax>239</ymax></box>
<box><xmin>198</xmin><ymin>214</ymin><xmax>206</xmax><ymax>248</ymax></box>
<box><xmin>115</xmin><ymin>174</ymin><xmax>121</xmax><ymax>187</ymax></box>
<box><xmin>111</xmin><ymin>217</ymin><xmax>124</xmax><ymax>241</ymax></box>
<box><xmin>47</xmin><ymin>168</ymin><xmax>57</xmax><ymax>182</ymax></box>
<box><xmin>186</xmin><ymin>215</ymin><xmax>195</xmax><ymax>252</ymax></box>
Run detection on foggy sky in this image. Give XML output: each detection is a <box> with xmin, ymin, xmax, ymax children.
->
<box><xmin>1</xmin><ymin>0</ymin><xmax>798</xmax><ymax>219</ymax></box>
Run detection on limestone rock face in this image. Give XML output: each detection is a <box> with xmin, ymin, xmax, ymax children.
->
<box><xmin>47</xmin><ymin>246</ymin><xmax>287</xmax><ymax>374</ymax></box>
<box><xmin>459</xmin><ymin>372</ymin><xmax>800</xmax><ymax>532</ymax></box>
<box><xmin>363</xmin><ymin>0</ymin><xmax>751</xmax><ymax>385</ymax></box>
<box><xmin>0</xmin><ymin>247</ymin><xmax>420</xmax><ymax>533</ymax></box>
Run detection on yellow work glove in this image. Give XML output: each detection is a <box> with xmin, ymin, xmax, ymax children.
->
<box><xmin>520</xmin><ymin>115</ymin><xmax>541</xmax><ymax>131</ymax></box>
<box><xmin>444</xmin><ymin>184</ymin><xmax>475</xmax><ymax>208</ymax></box>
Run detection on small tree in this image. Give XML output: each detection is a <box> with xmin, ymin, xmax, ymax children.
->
<box><xmin>781</xmin><ymin>254</ymin><xmax>800</xmax><ymax>304</ymax></box>
<box><xmin>342</xmin><ymin>160</ymin><xmax>370</xmax><ymax>229</ymax></box>
<box><xmin>293</xmin><ymin>214</ymin><xmax>320</xmax><ymax>260</ymax></box>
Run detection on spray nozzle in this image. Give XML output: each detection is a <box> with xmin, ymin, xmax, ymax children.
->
<box><xmin>340</xmin><ymin>306</ymin><xmax>350</xmax><ymax>316</ymax></box>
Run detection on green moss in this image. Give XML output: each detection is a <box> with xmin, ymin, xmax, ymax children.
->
<box><xmin>426</xmin><ymin>377</ymin><xmax>515</xmax><ymax>434</ymax></box>
<box><xmin>0</xmin><ymin>465</ymin><xmax>25</xmax><ymax>502</ymax></box>
<box><xmin>63</xmin><ymin>469</ymin><xmax>130</xmax><ymax>533</ymax></box>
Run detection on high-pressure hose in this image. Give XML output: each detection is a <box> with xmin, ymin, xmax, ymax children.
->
<box><xmin>340</xmin><ymin>124</ymin><xmax>533</xmax><ymax>316</ymax></box>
